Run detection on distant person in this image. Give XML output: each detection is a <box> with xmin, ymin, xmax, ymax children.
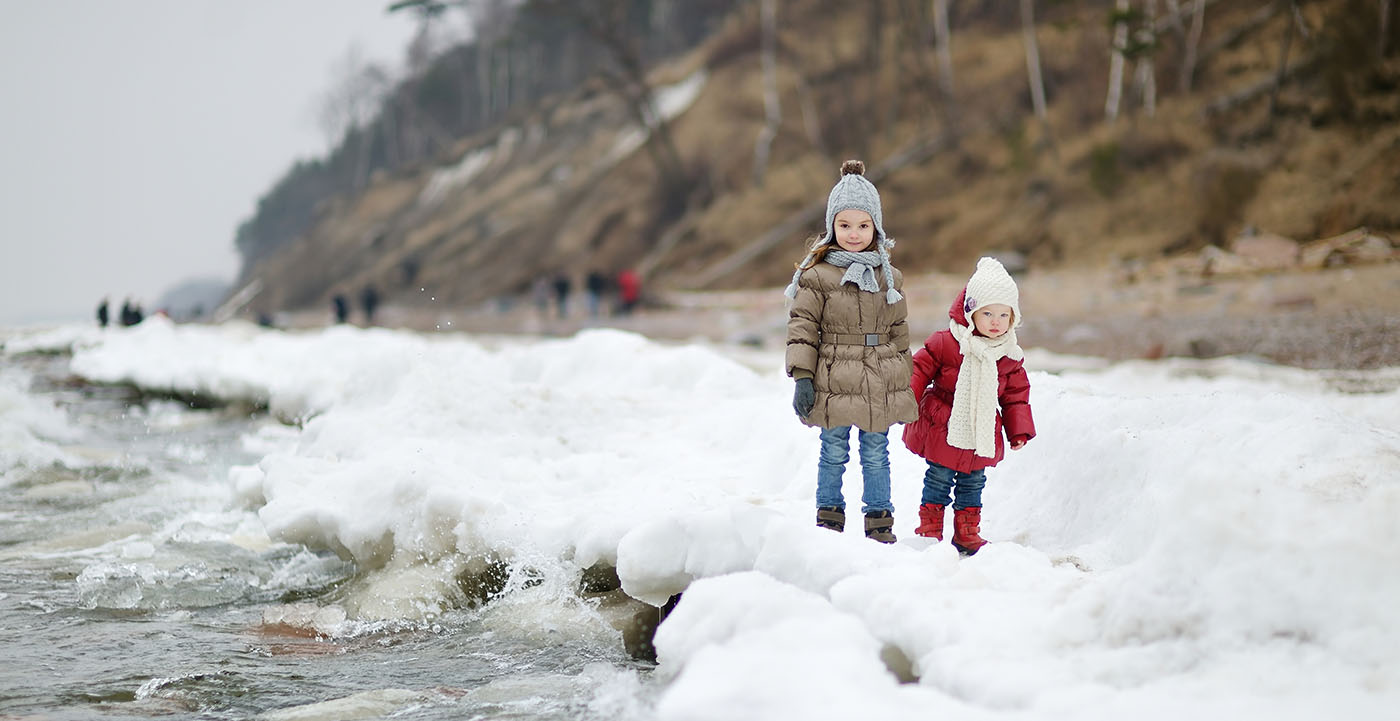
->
<box><xmin>551</xmin><ymin>273</ymin><xmax>571</xmax><ymax>319</ymax></box>
<box><xmin>616</xmin><ymin>269</ymin><xmax>641</xmax><ymax>315</ymax></box>
<box><xmin>785</xmin><ymin>160</ymin><xmax>915</xmax><ymax>544</ymax></box>
<box><xmin>332</xmin><ymin>294</ymin><xmax>349</xmax><ymax>324</ymax></box>
<box><xmin>119</xmin><ymin>299</ymin><xmax>144</xmax><ymax>327</ymax></box>
<box><xmin>96</xmin><ymin>298</ymin><xmax>109</xmax><ymax>328</ymax></box>
<box><xmin>531</xmin><ymin>276</ymin><xmax>552</xmax><ymax>317</ymax></box>
<box><xmin>584</xmin><ymin>271</ymin><xmax>608</xmax><ymax>318</ymax></box>
<box><xmin>360</xmin><ymin>285</ymin><xmax>380</xmax><ymax>325</ymax></box>
<box><xmin>901</xmin><ymin>257</ymin><xmax>1036</xmax><ymax>556</ymax></box>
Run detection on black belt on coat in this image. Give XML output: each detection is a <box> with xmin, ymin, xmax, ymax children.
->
<box><xmin>824</xmin><ymin>332</ymin><xmax>889</xmax><ymax>346</ymax></box>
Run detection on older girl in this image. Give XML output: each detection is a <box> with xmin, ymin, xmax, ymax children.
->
<box><xmin>785</xmin><ymin>160</ymin><xmax>917</xmax><ymax>544</ymax></box>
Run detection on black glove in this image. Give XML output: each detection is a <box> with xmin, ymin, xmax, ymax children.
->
<box><xmin>793</xmin><ymin>377</ymin><xmax>815</xmax><ymax>418</ymax></box>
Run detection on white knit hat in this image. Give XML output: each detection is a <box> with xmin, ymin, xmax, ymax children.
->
<box><xmin>961</xmin><ymin>257</ymin><xmax>1022</xmax><ymax>329</ymax></box>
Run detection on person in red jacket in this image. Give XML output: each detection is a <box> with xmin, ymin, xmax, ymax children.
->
<box><xmin>902</xmin><ymin>257</ymin><xmax>1035</xmax><ymax>554</ymax></box>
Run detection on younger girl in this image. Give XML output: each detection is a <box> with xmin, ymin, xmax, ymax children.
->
<box><xmin>785</xmin><ymin>160</ymin><xmax>917</xmax><ymax>544</ymax></box>
<box><xmin>902</xmin><ymin>257</ymin><xmax>1035</xmax><ymax>554</ymax></box>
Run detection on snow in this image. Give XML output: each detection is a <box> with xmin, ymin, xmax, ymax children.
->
<box><xmin>603</xmin><ymin>69</ymin><xmax>708</xmax><ymax>167</ymax></box>
<box><xmin>12</xmin><ymin>316</ymin><xmax>1400</xmax><ymax>719</ymax></box>
<box><xmin>0</xmin><ymin>360</ymin><xmax>85</xmax><ymax>485</ymax></box>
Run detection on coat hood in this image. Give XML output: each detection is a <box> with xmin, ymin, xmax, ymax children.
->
<box><xmin>948</xmin><ymin>286</ymin><xmax>970</xmax><ymax>328</ymax></box>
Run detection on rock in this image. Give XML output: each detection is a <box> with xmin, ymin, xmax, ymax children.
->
<box><xmin>1188</xmin><ymin>337</ymin><xmax>1222</xmax><ymax>358</ymax></box>
<box><xmin>1200</xmin><ymin>246</ymin><xmax>1252</xmax><ymax>276</ymax></box>
<box><xmin>1272</xmin><ymin>294</ymin><xmax>1316</xmax><ymax>310</ymax></box>
<box><xmin>1300</xmin><ymin>227</ymin><xmax>1399</xmax><ymax>268</ymax></box>
<box><xmin>1230</xmin><ymin>230</ymin><xmax>1300</xmax><ymax>270</ymax></box>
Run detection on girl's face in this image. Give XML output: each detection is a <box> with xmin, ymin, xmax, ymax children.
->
<box><xmin>832</xmin><ymin>209</ymin><xmax>876</xmax><ymax>252</ymax></box>
<box><xmin>971</xmin><ymin>303</ymin><xmax>1014</xmax><ymax>337</ymax></box>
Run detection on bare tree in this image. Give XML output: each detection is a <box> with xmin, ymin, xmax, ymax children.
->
<box><xmin>385</xmin><ymin>0</ymin><xmax>458</xmax><ymax>165</ymax></box>
<box><xmin>531</xmin><ymin>0</ymin><xmax>687</xmax><ymax>192</ymax></box>
<box><xmin>466</xmin><ymin>0</ymin><xmax>516</xmax><ymax>125</ymax></box>
<box><xmin>1382</xmin><ymin>0</ymin><xmax>1394</xmax><ymax>57</ymax></box>
<box><xmin>932</xmin><ymin>0</ymin><xmax>956</xmax><ymax>102</ymax></box>
<box><xmin>1182</xmin><ymin>0</ymin><xmax>1207</xmax><ymax>92</ymax></box>
<box><xmin>1133</xmin><ymin>0</ymin><xmax>1159</xmax><ymax>116</ymax></box>
<box><xmin>1021</xmin><ymin>0</ymin><xmax>1052</xmax><ymax>142</ymax></box>
<box><xmin>318</xmin><ymin>45</ymin><xmax>392</xmax><ymax>188</ymax></box>
<box><xmin>753</xmin><ymin>0</ymin><xmax>781</xmax><ymax>186</ymax></box>
<box><xmin>795</xmin><ymin>75</ymin><xmax>826</xmax><ymax>154</ymax></box>
<box><xmin>317</xmin><ymin>45</ymin><xmax>390</xmax><ymax>146</ymax></box>
<box><xmin>1268</xmin><ymin>0</ymin><xmax>1302</xmax><ymax>119</ymax></box>
<box><xmin>1106</xmin><ymin>0</ymin><xmax>1131</xmax><ymax>121</ymax></box>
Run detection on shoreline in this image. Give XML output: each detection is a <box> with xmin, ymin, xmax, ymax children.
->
<box><xmin>277</xmin><ymin>263</ymin><xmax>1399</xmax><ymax>372</ymax></box>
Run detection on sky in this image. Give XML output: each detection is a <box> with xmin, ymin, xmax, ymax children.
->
<box><xmin>5</xmin><ymin>320</ymin><xmax>1397</xmax><ymax>718</ymax></box>
<box><xmin>0</xmin><ymin>1</ymin><xmax>425</xmax><ymax>326</ymax></box>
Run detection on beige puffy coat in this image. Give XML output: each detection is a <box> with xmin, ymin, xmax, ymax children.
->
<box><xmin>785</xmin><ymin>261</ymin><xmax>917</xmax><ymax>432</ymax></box>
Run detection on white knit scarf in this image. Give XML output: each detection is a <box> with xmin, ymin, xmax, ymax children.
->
<box><xmin>946</xmin><ymin>320</ymin><xmax>1023</xmax><ymax>458</ymax></box>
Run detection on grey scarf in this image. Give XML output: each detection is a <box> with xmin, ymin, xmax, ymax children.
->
<box><xmin>825</xmin><ymin>250</ymin><xmax>886</xmax><ymax>293</ymax></box>
<box><xmin>783</xmin><ymin>237</ymin><xmax>903</xmax><ymax>305</ymax></box>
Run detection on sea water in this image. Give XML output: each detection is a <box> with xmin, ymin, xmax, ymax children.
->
<box><xmin>0</xmin><ymin>351</ymin><xmax>656</xmax><ymax>720</ymax></box>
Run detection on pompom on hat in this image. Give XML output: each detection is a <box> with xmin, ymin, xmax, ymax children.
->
<box><xmin>960</xmin><ymin>257</ymin><xmax>1022</xmax><ymax>329</ymax></box>
<box><xmin>784</xmin><ymin>160</ymin><xmax>902</xmax><ymax>305</ymax></box>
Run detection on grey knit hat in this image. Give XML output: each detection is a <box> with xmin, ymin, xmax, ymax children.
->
<box><xmin>824</xmin><ymin>160</ymin><xmax>887</xmax><ymax>244</ymax></box>
<box><xmin>784</xmin><ymin>160</ymin><xmax>902</xmax><ymax>304</ymax></box>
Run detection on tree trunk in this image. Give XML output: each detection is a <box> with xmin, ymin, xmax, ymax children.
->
<box><xmin>1382</xmin><ymin>0</ymin><xmax>1394</xmax><ymax>58</ymax></box>
<box><xmin>1268</xmin><ymin>0</ymin><xmax>1297</xmax><ymax>119</ymax></box>
<box><xmin>476</xmin><ymin>40</ymin><xmax>494</xmax><ymax>125</ymax></box>
<box><xmin>354</xmin><ymin>128</ymin><xmax>372</xmax><ymax>190</ymax></box>
<box><xmin>1137</xmin><ymin>0</ymin><xmax>1158</xmax><ymax>116</ymax></box>
<box><xmin>889</xmin><ymin>6</ymin><xmax>903</xmax><ymax>139</ymax></box>
<box><xmin>932</xmin><ymin>0</ymin><xmax>955</xmax><ymax>102</ymax></box>
<box><xmin>1021</xmin><ymin>0</ymin><xmax>1049</xmax><ymax>123</ymax></box>
<box><xmin>1106</xmin><ymin>0</ymin><xmax>1130</xmax><ymax>121</ymax></box>
<box><xmin>1163</xmin><ymin>0</ymin><xmax>1187</xmax><ymax>36</ymax></box>
<box><xmin>753</xmin><ymin>0</ymin><xmax>781</xmax><ymax>186</ymax></box>
<box><xmin>1182</xmin><ymin>0</ymin><xmax>1206</xmax><ymax>92</ymax></box>
<box><xmin>865</xmin><ymin>0</ymin><xmax>885</xmax><ymax>150</ymax></box>
<box><xmin>796</xmin><ymin>74</ymin><xmax>826</xmax><ymax>154</ymax></box>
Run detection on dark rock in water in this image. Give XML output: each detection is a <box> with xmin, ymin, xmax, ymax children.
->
<box><xmin>1188</xmin><ymin>338</ymin><xmax>1222</xmax><ymax>358</ymax></box>
<box><xmin>880</xmin><ymin>643</ymin><xmax>919</xmax><ymax>684</ymax></box>
<box><xmin>578</xmin><ymin>560</ymin><xmax>622</xmax><ymax>594</ymax></box>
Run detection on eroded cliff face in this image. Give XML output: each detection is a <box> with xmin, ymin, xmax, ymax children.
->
<box><xmin>231</xmin><ymin>0</ymin><xmax>1400</xmax><ymax>321</ymax></box>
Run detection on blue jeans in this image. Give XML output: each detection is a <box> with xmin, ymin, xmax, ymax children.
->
<box><xmin>816</xmin><ymin>426</ymin><xmax>893</xmax><ymax>514</ymax></box>
<box><xmin>921</xmin><ymin>462</ymin><xmax>986</xmax><ymax>509</ymax></box>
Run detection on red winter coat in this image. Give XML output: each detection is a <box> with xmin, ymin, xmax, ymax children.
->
<box><xmin>901</xmin><ymin>288</ymin><xmax>1035</xmax><ymax>473</ymax></box>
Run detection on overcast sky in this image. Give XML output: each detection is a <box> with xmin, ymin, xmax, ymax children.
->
<box><xmin>0</xmin><ymin>1</ymin><xmax>425</xmax><ymax>326</ymax></box>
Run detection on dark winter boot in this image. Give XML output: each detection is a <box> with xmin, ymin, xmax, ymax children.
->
<box><xmin>864</xmin><ymin>510</ymin><xmax>896</xmax><ymax>544</ymax></box>
<box><xmin>915</xmin><ymin>503</ymin><xmax>946</xmax><ymax>540</ymax></box>
<box><xmin>816</xmin><ymin>506</ymin><xmax>846</xmax><ymax>533</ymax></box>
<box><xmin>951</xmin><ymin>507</ymin><xmax>988</xmax><ymax>555</ymax></box>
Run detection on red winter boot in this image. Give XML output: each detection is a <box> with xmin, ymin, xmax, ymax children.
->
<box><xmin>951</xmin><ymin>507</ymin><xmax>988</xmax><ymax>555</ymax></box>
<box><xmin>915</xmin><ymin>503</ymin><xmax>946</xmax><ymax>540</ymax></box>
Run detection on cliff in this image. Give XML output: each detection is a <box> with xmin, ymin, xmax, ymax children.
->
<box><xmin>226</xmin><ymin>0</ymin><xmax>1400</xmax><ymax>321</ymax></box>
